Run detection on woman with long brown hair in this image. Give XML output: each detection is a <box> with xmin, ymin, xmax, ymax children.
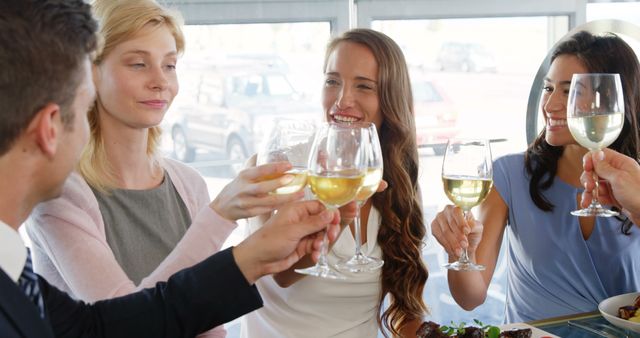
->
<box><xmin>242</xmin><ymin>28</ymin><xmax>428</xmax><ymax>337</ymax></box>
<box><xmin>432</xmin><ymin>31</ymin><xmax>640</xmax><ymax>323</ymax></box>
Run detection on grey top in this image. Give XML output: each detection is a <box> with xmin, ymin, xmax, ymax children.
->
<box><xmin>92</xmin><ymin>172</ymin><xmax>191</xmax><ymax>284</ymax></box>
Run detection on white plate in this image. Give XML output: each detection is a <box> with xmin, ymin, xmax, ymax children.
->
<box><xmin>598</xmin><ymin>291</ymin><xmax>640</xmax><ymax>333</ymax></box>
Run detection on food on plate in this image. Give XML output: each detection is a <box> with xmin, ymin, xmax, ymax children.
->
<box><xmin>618</xmin><ymin>294</ymin><xmax>640</xmax><ymax>322</ymax></box>
<box><xmin>416</xmin><ymin>320</ymin><xmax>532</xmax><ymax>338</ymax></box>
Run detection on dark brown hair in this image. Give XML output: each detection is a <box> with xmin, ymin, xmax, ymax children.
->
<box><xmin>0</xmin><ymin>0</ymin><xmax>97</xmax><ymax>155</ymax></box>
<box><xmin>325</xmin><ymin>28</ymin><xmax>428</xmax><ymax>336</ymax></box>
<box><xmin>525</xmin><ymin>31</ymin><xmax>640</xmax><ymax>233</ymax></box>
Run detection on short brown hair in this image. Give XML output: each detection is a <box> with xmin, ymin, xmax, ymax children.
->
<box><xmin>0</xmin><ymin>0</ymin><xmax>98</xmax><ymax>155</ymax></box>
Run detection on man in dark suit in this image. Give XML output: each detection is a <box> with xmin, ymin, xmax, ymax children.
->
<box><xmin>0</xmin><ymin>0</ymin><xmax>343</xmax><ymax>337</ymax></box>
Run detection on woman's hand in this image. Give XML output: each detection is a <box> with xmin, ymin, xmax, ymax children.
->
<box><xmin>210</xmin><ymin>161</ymin><xmax>305</xmax><ymax>221</ymax></box>
<box><xmin>430</xmin><ymin>205</ymin><xmax>483</xmax><ymax>259</ymax></box>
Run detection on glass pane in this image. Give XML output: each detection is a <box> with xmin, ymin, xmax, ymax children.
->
<box><xmin>373</xmin><ymin>16</ymin><xmax>568</xmax><ymax>326</ymax></box>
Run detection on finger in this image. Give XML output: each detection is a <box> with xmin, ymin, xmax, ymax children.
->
<box><xmin>245</xmin><ymin>153</ymin><xmax>257</xmax><ymax>168</ymax></box>
<box><xmin>580</xmin><ymin>190</ymin><xmax>593</xmax><ymax>208</ymax></box>
<box><xmin>376</xmin><ymin>180</ymin><xmax>388</xmax><ymax>192</ymax></box>
<box><xmin>431</xmin><ymin>214</ymin><xmax>460</xmax><ymax>256</ymax></box>
<box><xmin>242</xmin><ymin>161</ymin><xmax>292</xmax><ymax>182</ymax></box>
<box><xmin>582</xmin><ymin>151</ymin><xmax>594</xmax><ymax>172</ymax></box>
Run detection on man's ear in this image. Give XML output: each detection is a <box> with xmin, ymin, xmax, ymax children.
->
<box><xmin>28</xmin><ymin>103</ymin><xmax>62</xmax><ymax>159</ymax></box>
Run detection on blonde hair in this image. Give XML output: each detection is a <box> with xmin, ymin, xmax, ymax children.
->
<box><xmin>79</xmin><ymin>0</ymin><xmax>185</xmax><ymax>191</ymax></box>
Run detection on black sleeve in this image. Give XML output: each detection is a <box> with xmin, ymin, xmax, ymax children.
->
<box><xmin>42</xmin><ymin>247</ymin><xmax>263</xmax><ymax>338</ymax></box>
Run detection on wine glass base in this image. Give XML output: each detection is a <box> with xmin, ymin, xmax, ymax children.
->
<box><xmin>571</xmin><ymin>207</ymin><xmax>619</xmax><ymax>217</ymax></box>
<box><xmin>444</xmin><ymin>261</ymin><xmax>485</xmax><ymax>271</ymax></box>
<box><xmin>335</xmin><ymin>255</ymin><xmax>384</xmax><ymax>273</ymax></box>
<box><xmin>295</xmin><ymin>264</ymin><xmax>346</xmax><ymax>280</ymax></box>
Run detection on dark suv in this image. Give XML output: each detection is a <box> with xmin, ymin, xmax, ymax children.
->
<box><xmin>166</xmin><ymin>61</ymin><xmax>316</xmax><ymax>173</ymax></box>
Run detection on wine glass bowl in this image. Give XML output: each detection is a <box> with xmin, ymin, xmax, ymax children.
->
<box><xmin>441</xmin><ymin>138</ymin><xmax>493</xmax><ymax>271</ymax></box>
<box><xmin>257</xmin><ymin>118</ymin><xmax>315</xmax><ymax>195</ymax></box>
<box><xmin>295</xmin><ymin>122</ymin><xmax>367</xmax><ymax>279</ymax></box>
<box><xmin>566</xmin><ymin>73</ymin><xmax>624</xmax><ymax>217</ymax></box>
<box><xmin>335</xmin><ymin>122</ymin><xmax>385</xmax><ymax>273</ymax></box>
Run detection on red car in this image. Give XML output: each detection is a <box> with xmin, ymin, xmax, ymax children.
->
<box><xmin>413</xmin><ymin>79</ymin><xmax>459</xmax><ymax>155</ymax></box>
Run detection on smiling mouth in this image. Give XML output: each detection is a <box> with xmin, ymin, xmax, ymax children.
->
<box><xmin>547</xmin><ymin>118</ymin><xmax>567</xmax><ymax>127</ymax></box>
<box><xmin>332</xmin><ymin>114</ymin><xmax>360</xmax><ymax>123</ymax></box>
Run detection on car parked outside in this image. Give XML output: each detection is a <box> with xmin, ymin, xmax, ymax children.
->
<box><xmin>166</xmin><ymin>58</ymin><xmax>317</xmax><ymax>174</ymax></box>
<box><xmin>436</xmin><ymin>42</ymin><xmax>497</xmax><ymax>73</ymax></box>
<box><xmin>412</xmin><ymin>79</ymin><xmax>459</xmax><ymax>155</ymax></box>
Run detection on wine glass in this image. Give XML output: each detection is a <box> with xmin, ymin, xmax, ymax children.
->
<box><xmin>441</xmin><ymin>138</ymin><xmax>493</xmax><ymax>271</ymax></box>
<box><xmin>335</xmin><ymin>122</ymin><xmax>384</xmax><ymax>273</ymax></box>
<box><xmin>256</xmin><ymin>118</ymin><xmax>316</xmax><ymax>195</ymax></box>
<box><xmin>567</xmin><ymin>73</ymin><xmax>624</xmax><ymax>217</ymax></box>
<box><xmin>295</xmin><ymin>122</ymin><xmax>366</xmax><ymax>279</ymax></box>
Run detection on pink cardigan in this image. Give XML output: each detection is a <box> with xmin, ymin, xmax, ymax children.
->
<box><xmin>27</xmin><ymin>158</ymin><xmax>237</xmax><ymax>337</ymax></box>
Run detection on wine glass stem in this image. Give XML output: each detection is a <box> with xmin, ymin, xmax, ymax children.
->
<box><xmin>591</xmin><ymin>170</ymin><xmax>601</xmax><ymax>207</ymax></box>
<box><xmin>353</xmin><ymin>201</ymin><xmax>363</xmax><ymax>257</ymax></box>
<box><xmin>317</xmin><ymin>227</ymin><xmax>330</xmax><ymax>267</ymax></box>
<box><xmin>459</xmin><ymin>210</ymin><xmax>472</xmax><ymax>264</ymax></box>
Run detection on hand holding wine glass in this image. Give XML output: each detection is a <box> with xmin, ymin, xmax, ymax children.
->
<box><xmin>295</xmin><ymin>122</ymin><xmax>366</xmax><ymax>279</ymax></box>
<box><xmin>567</xmin><ymin>73</ymin><xmax>624</xmax><ymax>217</ymax></box>
<box><xmin>441</xmin><ymin>138</ymin><xmax>493</xmax><ymax>271</ymax></box>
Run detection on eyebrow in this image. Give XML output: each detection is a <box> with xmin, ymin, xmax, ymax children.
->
<box><xmin>543</xmin><ymin>77</ymin><xmax>571</xmax><ymax>85</ymax></box>
<box><xmin>123</xmin><ymin>50</ymin><xmax>178</xmax><ymax>58</ymax></box>
<box><xmin>326</xmin><ymin>72</ymin><xmax>377</xmax><ymax>83</ymax></box>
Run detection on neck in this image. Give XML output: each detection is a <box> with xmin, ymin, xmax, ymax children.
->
<box><xmin>99</xmin><ymin>112</ymin><xmax>163</xmax><ymax>190</ymax></box>
<box><xmin>0</xmin><ymin>152</ymin><xmax>45</xmax><ymax>230</ymax></box>
<box><xmin>557</xmin><ymin>144</ymin><xmax>589</xmax><ymax>187</ymax></box>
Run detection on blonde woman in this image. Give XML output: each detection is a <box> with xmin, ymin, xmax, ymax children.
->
<box><xmin>242</xmin><ymin>29</ymin><xmax>428</xmax><ymax>338</ymax></box>
<box><xmin>26</xmin><ymin>1</ymin><xmax>301</xmax><ymax>337</ymax></box>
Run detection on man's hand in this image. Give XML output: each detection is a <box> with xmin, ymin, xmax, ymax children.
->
<box><xmin>232</xmin><ymin>200</ymin><xmax>340</xmax><ymax>284</ymax></box>
<box><xmin>581</xmin><ymin>149</ymin><xmax>640</xmax><ymax>224</ymax></box>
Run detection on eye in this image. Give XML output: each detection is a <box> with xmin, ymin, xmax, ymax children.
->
<box><xmin>165</xmin><ymin>64</ymin><xmax>177</xmax><ymax>71</ymax></box>
<box><xmin>542</xmin><ymin>85</ymin><xmax>553</xmax><ymax>93</ymax></box>
<box><xmin>130</xmin><ymin>63</ymin><xmax>145</xmax><ymax>69</ymax></box>
<box><xmin>357</xmin><ymin>83</ymin><xmax>373</xmax><ymax>90</ymax></box>
<box><xmin>325</xmin><ymin>78</ymin><xmax>339</xmax><ymax>86</ymax></box>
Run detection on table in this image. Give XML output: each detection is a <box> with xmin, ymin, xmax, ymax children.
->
<box><xmin>529</xmin><ymin>311</ymin><xmax>640</xmax><ymax>337</ymax></box>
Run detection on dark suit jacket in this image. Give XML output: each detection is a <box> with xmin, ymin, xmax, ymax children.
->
<box><xmin>0</xmin><ymin>247</ymin><xmax>262</xmax><ymax>338</ymax></box>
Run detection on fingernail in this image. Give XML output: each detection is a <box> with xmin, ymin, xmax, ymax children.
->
<box><xmin>463</xmin><ymin>227</ymin><xmax>470</xmax><ymax>235</ymax></box>
<box><xmin>321</xmin><ymin>210</ymin><xmax>333</xmax><ymax>221</ymax></box>
<box><xmin>461</xmin><ymin>240</ymin><xmax>468</xmax><ymax>248</ymax></box>
<box><xmin>595</xmin><ymin>150</ymin><xmax>605</xmax><ymax>161</ymax></box>
<box><xmin>455</xmin><ymin>248</ymin><xmax>462</xmax><ymax>257</ymax></box>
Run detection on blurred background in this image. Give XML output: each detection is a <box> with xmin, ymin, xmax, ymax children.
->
<box><xmin>150</xmin><ymin>0</ymin><xmax>640</xmax><ymax>335</ymax></box>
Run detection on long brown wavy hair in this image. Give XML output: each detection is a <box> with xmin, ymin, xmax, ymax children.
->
<box><xmin>325</xmin><ymin>28</ymin><xmax>428</xmax><ymax>336</ymax></box>
<box><xmin>525</xmin><ymin>31</ymin><xmax>640</xmax><ymax>234</ymax></box>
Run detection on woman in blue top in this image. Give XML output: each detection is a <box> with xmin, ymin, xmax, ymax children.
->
<box><xmin>431</xmin><ymin>31</ymin><xmax>640</xmax><ymax>323</ymax></box>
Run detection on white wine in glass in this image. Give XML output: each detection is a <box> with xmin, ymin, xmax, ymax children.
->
<box><xmin>442</xmin><ymin>138</ymin><xmax>493</xmax><ymax>271</ymax></box>
<box><xmin>296</xmin><ymin>122</ymin><xmax>366</xmax><ymax>279</ymax></box>
<box><xmin>567</xmin><ymin>73</ymin><xmax>624</xmax><ymax>217</ymax></box>
<box><xmin>335</xmin><ymin>122</ymin><xmax>384</xmax><ymax>273</ymax></box>
<box><xmin>256</xmin><ymin>118</ymin><xmax>315</xmax><ymax>195</ymax></box>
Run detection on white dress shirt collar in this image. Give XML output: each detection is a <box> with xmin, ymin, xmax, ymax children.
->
<box><xmin>0</xmin><ymin>220</ymin><xmax>27</xmax><ymax>283</ymax></box>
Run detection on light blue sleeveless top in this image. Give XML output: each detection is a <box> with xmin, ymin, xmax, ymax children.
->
<box><xmin>494</xmin><ymin>153</ymin><xmax>640</xmax><ymax>323</ymax></box>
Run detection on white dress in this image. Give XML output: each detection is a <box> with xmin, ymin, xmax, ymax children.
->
<box><xmin>241</xmin><ymin>207</ymin><xmax>383</xmax><ymax>338</ymax></box>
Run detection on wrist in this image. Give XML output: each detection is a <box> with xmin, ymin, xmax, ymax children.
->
<box><xmin>209</xmin><ymin>199</ymin><xmax>231</xmax><ymax>221</ymax></box>
<box><xmin>232</xmin><ymin>242</ymin><xmax>262</xmax><ymax>285</ymax></box>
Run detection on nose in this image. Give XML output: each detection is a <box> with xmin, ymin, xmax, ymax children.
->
<box><xmin>148</xmin><ymin>65</ymin><xmax>168</xmax><ymax>91</ymax></box>
<box><xmin>543</xmin><ymin>89</ymin><xmax>565</xmax><ymax>115</ymax></box>
<box><xmin>335</xmin><ymin>85</ymin><xmax>354</xmax><ymax>110</ymax></box>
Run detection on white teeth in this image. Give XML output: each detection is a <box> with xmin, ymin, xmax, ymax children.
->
<box><xmin>548</xmin><ymin>119</ymin><xmax>567</xmax><ymax>127</ymax></box>
<box><xmin>333</xmin><ymin>115</ymin><xmax>359</xmax><ymax>123</ymax></box>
